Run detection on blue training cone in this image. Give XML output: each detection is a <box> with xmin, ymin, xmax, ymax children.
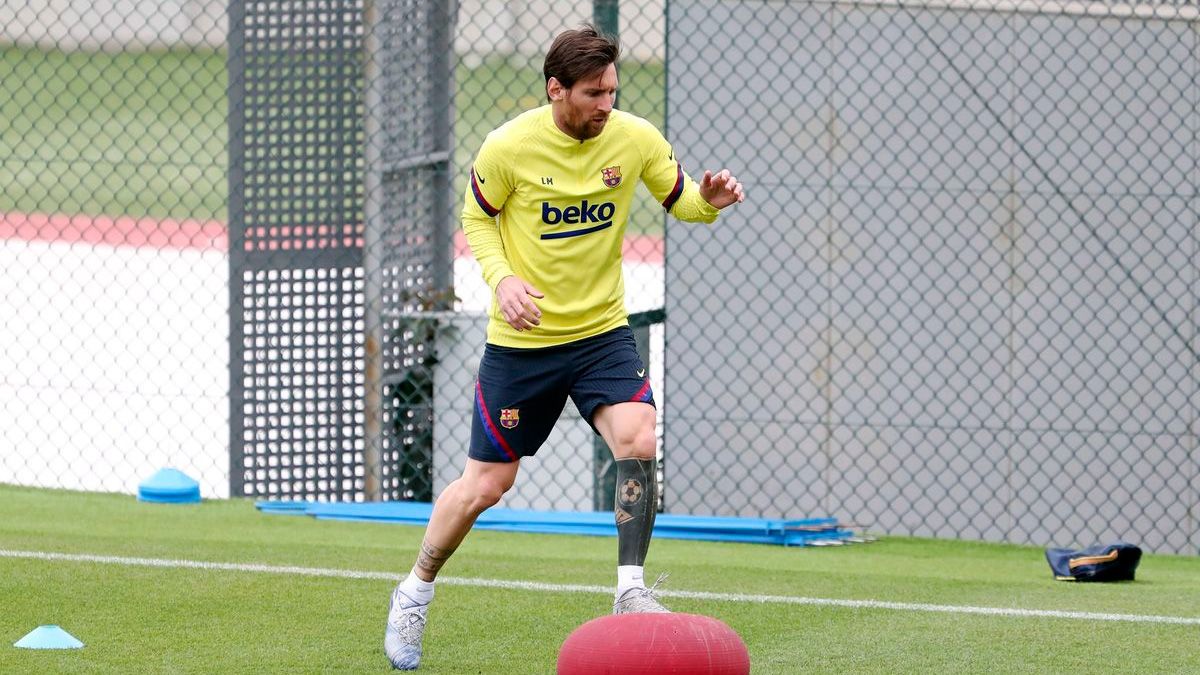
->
<box><xmin>138</xmin><ymin>467</ymin><xmax>201</xmax><ymax>504</ymax></box>
<box><xmin>14</xmin><ymin>625</ymin><xmax>84</xmax><ymax>649</ymax></box>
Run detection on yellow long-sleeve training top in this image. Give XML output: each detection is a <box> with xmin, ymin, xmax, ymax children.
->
<box><xmin>462</xmin><ymin>105</ymin><xmax>720</xmax><ymax>348</ymax></box>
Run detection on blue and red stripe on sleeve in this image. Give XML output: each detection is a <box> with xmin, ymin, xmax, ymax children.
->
<box><xmin>661</xmin><ymin>162</ymin><xmax>684</xmax><ymax>212</ymax></box>
<box><xmin>470</xmin><ymin>168</ymin><xmax>500</xmax><ymax>217</ymax></box>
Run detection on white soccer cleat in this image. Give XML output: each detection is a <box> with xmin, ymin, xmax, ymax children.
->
<box><xmin>613</xmin><ymin>573</ymin><xmax>672</xmax><ymax>614</ymax></box>
<box><xmin>384</xmin><ymin>586</ymin><xmax>429</xmax><ymax>670</ymax></box>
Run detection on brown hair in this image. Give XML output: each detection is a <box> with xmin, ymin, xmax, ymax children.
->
<box><xmin>543</xmin><ymin>25</ymin><xmax>619</xmax><ymax>96</ymax></box>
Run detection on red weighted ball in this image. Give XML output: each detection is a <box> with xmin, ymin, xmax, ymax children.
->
<box><xmin>557</xmin><ymin>613</ymin><xmax>750</xmax><ymax>675</ymax></box>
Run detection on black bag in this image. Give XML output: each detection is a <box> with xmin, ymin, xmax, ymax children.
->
<box><xmin>1045</xmin><ymin>542</ymin><xmax>1141</xmax><ymax>582</ymax></box>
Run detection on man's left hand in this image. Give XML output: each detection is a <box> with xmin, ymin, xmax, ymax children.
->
<box><xmin>699</xmin><ymin>169</ymin><xmax>745</xmax><ymax>209</ymax></box>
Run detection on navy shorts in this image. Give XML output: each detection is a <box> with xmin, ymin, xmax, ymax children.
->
<box><xmin>470</xmin><ymin>326</ymin><xmax>654</xmax><ymax>462</ymax></box>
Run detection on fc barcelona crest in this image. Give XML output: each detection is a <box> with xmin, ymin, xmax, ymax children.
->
<box><xmin>601</xmin><ymin>165</ymin><xmax>622</xmax><ymax>188</ymax></box>
<box><xmin>500</xmin><ymin>408</ymin><xmax>520</xmax><ymax>429</ymax></box>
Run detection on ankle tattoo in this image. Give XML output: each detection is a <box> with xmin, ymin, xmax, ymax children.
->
<box><xmin>415</xmin><ymin>539</ymin><xmax>456</xmax><ymax>577</ymax></box>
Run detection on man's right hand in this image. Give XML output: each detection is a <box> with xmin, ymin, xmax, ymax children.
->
<box><xmin>495</xmin><ymin>275</ymin><xmax>544</xmax><ymax>331</ymax></box>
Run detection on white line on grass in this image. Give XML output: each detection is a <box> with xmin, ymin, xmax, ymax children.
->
<box><xmin>4</xmin><ymin>548</ymin><xmax>1199</xmax><ymax>626</ymax></box>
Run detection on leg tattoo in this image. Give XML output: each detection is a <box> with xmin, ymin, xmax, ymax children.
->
<box><xmin>615</xmin><ymin>457</ymin><xmax>657</xmax><ymax>566</ymax></box>
<box><xmin>415</xmin><ymin>539</ymin><xmax>456</xmax><ymax>579</ymax></box>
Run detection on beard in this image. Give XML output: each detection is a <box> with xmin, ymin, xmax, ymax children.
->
<box><xmin>570</xmin><ymin>113</ymin><xmax>609</xmax><ymax>140</ymax></box>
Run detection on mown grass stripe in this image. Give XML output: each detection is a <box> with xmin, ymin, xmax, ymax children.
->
<box><xmin>4</xmin><ymin>548</ymin><xmax>1198</xmax><ymax>626</ymax></box>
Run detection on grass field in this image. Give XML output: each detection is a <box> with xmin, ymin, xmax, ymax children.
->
<box><xmin>0</xmin><ymin>45</ymin><xmax>667</xmax><ymax>235</ymax></box>
<box><xmin>2</xmin><ymin>484</ymin><xmax>1198</xmax><ymax>673</ymax></box>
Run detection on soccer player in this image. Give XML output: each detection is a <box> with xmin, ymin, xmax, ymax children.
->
<box><xmin>384</xmin><ymin>24</ymin><xmax>745</xmax><ymax>670</ymax></box>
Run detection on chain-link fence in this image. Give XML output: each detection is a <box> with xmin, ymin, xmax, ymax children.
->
<box><xmin>661</xmin><ymin>0</ymin><xmax>1198</xmax><ymax>555</ymax></box>
<box><xmin>1</xmin><ymin>0</ymin><xmax>230</xmax><ymax>495</ymax></box>
<box><xmin>1</xmin><ymin>0</ymin><xmax>1196</xmax><ymax>553</ymax></box>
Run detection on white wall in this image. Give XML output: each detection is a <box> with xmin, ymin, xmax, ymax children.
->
<box><xmin>0</xmin><ymin>0</ymin><xmax>226</xmax><ymax>51</ymax></box>
<box><xmin>0</xmin><ymin>0</ymin><xmax>666</xmax><ymax>61</ymax></box>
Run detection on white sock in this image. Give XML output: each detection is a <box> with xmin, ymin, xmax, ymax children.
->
<box><xmin>395</xmin><ymin>569</ymin><xmax>435</xmax><ymax>608</ymax></box>
<box><xmin>616</xmin><ymin>565</ymin><xmax>645</xmax><ymax>598</ymax></box>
